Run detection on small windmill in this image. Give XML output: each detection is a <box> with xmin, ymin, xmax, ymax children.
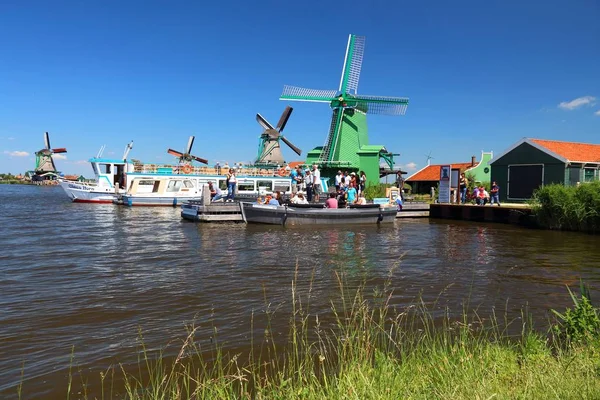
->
<box><xmin>255</xmin><ymin>106</ymin><xmax>302</xmax><ymax>165</ymax></box>
<box><xmin>167</xmin><ymin>136</ymin><xmax>208</xmax><ymax>165</ymax></box>
<box><xmin>425</xmin><ymin>151</ymin><xmax>434</xmax><ymax>166</ymax></box>
<box><xmin>280</xmin><ymin>34</ymin><xmax>409</xmax><ymax>185</ymax></box>
<box><xmin>34</xmin><ymin>131</ymin><xmax>67</xmax><ymax>179</ymax></box>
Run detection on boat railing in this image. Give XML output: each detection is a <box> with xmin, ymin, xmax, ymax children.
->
<box><xmin>132</xmin><ymin>164</ymin><xmax>286</xmax><ymax>177</ymax></box>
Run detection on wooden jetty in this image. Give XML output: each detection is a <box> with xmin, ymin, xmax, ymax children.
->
<box><xmin>429</xmin><ymin>203</ymin><xmax>532</xmax><ymax>225</ymax></box>
<box><xmin>397</xmin><ymin>202</ymin><xmax>430</xmax><ymax>218</ymax></box>
<box><xmin>181</xmin><ymin>201</ymin><xmax>244</xmax><ymax>222</ymax></box>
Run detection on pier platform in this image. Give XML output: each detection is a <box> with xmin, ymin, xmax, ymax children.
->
<box><xmin>397</xmin><ymin>202</ymin><xmax>430</xmax><ymax>218</ymax></box>
<box><xmin>429</xmin><ymin>204</ymin><xmax>532</xmax><ymax>224</ymax></box>
<box><xmin>181</xmin><ymin>202</ymin><xmax>244</xmax><ymax>222</ymax></box>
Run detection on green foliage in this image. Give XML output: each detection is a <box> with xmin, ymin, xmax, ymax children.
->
<box><xmin>552</xmin><ymin>283</ymin><xmax>600</xmax><ymax>344</ymax></box>
<box><xmin>531</xmin><ymin>182</ymin><xmax>600</xmax><ymax>233</ymax></box>
<box><xmin>363</xmin><ymin>183</ymin><xmax>388</xmax><ymax>200</ymax></box>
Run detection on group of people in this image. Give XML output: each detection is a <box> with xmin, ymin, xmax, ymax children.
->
<box><xmin>207</xmin><ymin>168</ymin><xmax>237</xmax><ymax>202</ymax></box>
<box><xmin>289</xmin><ymin>164</ymin><xmax>322</xmax><ymax>202</ymax></box>
<box><xmin>459</xmin><ymin>172</ymin><xmax>501</xmax><ymax>206</ymax></box>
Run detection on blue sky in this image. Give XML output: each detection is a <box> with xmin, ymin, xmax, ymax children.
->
<box><xmin>0</xmin><ymin>0</ymin><xmax>598</xmax><ymax>176</ymax></box>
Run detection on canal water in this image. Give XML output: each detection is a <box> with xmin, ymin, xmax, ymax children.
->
<box><xmin>1</xmin><ymin>184</ymin><xmax>600</xmax><ymax>399</ymax></box>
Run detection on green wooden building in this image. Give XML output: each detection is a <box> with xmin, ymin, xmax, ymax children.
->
<box><xmin>490</xmin><ymin>138</ymin><xmax>600</xmax><ymax>202</ymax></box>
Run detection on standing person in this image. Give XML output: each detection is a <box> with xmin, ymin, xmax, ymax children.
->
<box><xmin>490</xmin><ymin>181</ymin><xmax>501</xmax><ymax>206</ymax></box>
<box><xmin>396</xmin><ymin>171</ymin><xmax>405</xmax><ymax>200</ymax></box>
<box><xmin>459</xmin><ymin>173</ymin><xmax>468</xmax><ymax>204</ymax></box>
<box><xmin>335</xmin><ymin>170</ymin><xmax>343</xmax><ymax>191</ymax></box>
<box><xmin>290</xmin><ymin>167</ymin><xmax>300</xmax><ymax>194</ymax></box>
<box><xmin>359</xmin><ymin>171</ymin><xmax>367</xmax><ymax>194</ymax></box>
<box><xmin>312</xmin><ymin>164</ymin><xmax>321</xmax><ymax>202</ymax></box>
<box><xmin>226</xmin><ymin>168</ymin><xmax>236</xmax><ymax>202</ymax></box>
<box><xmin>304</xmin><ymin>169</ymin><xmax>313</xmax><ymax>202</ymax></box>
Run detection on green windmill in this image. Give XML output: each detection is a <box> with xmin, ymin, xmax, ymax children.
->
<box><xmin>280</xmin><ymin>34</ymin><xmax>409</xmax><ymax>186</ymax></box>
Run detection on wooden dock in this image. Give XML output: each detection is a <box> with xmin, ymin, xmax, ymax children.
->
<box><xmin>181</xmin><ymin>202</ymin><xmax>244</xmax><ymax>222</ymax></box>
<box><xmin>429</xmin><ymin>203</ymin><xmax>532</xmax><ymax>225</ymax></box>
<box><xmin>397</xmin><ymin>202</ymin><xmax>430</xmax><ymax>218</ymax></box>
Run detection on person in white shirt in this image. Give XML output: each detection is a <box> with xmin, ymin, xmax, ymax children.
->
<box><xmin>335</xmin><ymin>170</ymin><xmax>343</xmax><ymax>191</ymax></box>
<box><xmin>312</xmin><ymin>164</ymin><xmax>321</xmax><ymax>202</ymax></box>
<box><xmin>291</xmin><ymin>191</ymin><xmax>309</xmax><ymax>204</ymax></box>
<box><xmin>304</xmin><ymin>169</ymin><xmax>313</xmax><ymax>202</ymax></box>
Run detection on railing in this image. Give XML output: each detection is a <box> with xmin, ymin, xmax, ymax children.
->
<box><xmin>131</xmin><ymin>164</ymin><xmax>287</xmax><ymax>177</ymax></box>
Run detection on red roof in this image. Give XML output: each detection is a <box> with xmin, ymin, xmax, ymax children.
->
<box><xmin>530</xmin><ymin>139</ymin><xmax>600</xmax><ymax>163</ymax></box>
<box><xmin>407</xmin><ymin>162</ymin><xmax>475</xmax><ymax>182</ymax></box>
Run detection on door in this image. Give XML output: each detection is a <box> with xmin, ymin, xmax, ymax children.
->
<box><xmin>508</xmin><ymin>165</ymin><xmax>543</xmax><ymax>199</ymax></box>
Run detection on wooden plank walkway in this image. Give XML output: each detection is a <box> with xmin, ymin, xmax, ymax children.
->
<box><xmin>397</xmin><ymin>202</ymin><xmax>430</xmax><ymax>218</ymax></box>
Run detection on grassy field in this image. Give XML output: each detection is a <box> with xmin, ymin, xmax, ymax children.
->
<box><xmin>38</xmin><ymin>270</ymin><xmax>600</xmax><ymax>399</ymax></box>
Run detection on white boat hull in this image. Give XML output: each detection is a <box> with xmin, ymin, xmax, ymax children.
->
<box><xmin>59</xmin><ymin>181</ymin><xmax>121</xmax><ymax>204</ymax></box>
<box><xmin>122</xmin><ymin>195</ymin><xmax>203</xmax><ymax>207</ymax></box>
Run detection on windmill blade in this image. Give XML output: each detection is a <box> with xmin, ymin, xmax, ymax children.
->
<box><xmin>281</xmin><ymin>136</ymin><xmax>302</xmax><ymax>156</ymax></box>
<box><xmin>339</xmin><ymin>34</ymin><xmax>365</xmax><ymax>94</ymax></box>
<box><xmin>44</xmin><ymin>132</ymin><xmax>51</xmax><ymax>150</ymax></box>
<box><xmin>52</xmin><ymin>148</ymin><xmax>67</xmax><ymax>153</ymax></box>
<box><xmin>280</xmin><ymin>85</ymin><xmax>337</xmax><ymax>103</ymax></box>
<box><xmin>168</xmin><ymin>149</ymin><xmax>184</xmax><ymax>158</ymax></box>
<box><xmin>276</xmin><ymin>106</ymin><xmax>293</xmax><ymax>132</ymax></box>
<box><xmin>123</xmin><ymin>141</ymin><xmax>134</xmax><ymax>160</ymax></box>
<box><xmin>186</xmin><ymin>136</ymin><xmax>195</xmax><ymax>155</ymax></box>
<box><xmin>191</xmin><ymin>155</ymin><xmax>208</xmax><ymax>165</ymax></box>
<box><xmin>350</xmin><ymin>94</ymin><xmax>409</xmax><ymax>115</ymax></box>
<box><xmin>256</xmin><ymin>113</ymin><xmax>274</xmax><ymax>130</ymax></box>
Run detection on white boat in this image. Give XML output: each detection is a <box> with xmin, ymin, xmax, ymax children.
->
<box><xmin>121</xmin><ymin>176</ymin><xmax>203</xmax><ymax>206</ymax></box>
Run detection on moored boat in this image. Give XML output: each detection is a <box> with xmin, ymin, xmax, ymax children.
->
<box><xmin>121</xmin><ymin>176</ymin><xmax>203</xmax><ymax>206</ymax></box>
<box><xmin>240</xmin><ymin>202</ymin><xmax>397</xmax><ymax>226</ymax></box>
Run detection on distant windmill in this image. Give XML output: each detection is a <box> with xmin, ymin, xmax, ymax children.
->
<box><xmin>34</xmin><ymin>131</ymin><xmax>67</xmax><ymax>179</ymax></box>
<box><xmin>425</xmin><ymin>151</ymin><xmax>434</xmax><ymax>165</ymax></box>
<box><xmin>167</xmin><ymin>136</ymin><xmax>208</xmax><ymax>165</ymax></box>
<box><xmin>255</xmin><ymin>106</ymin><xmax>302</xmax><ymax>165</ymax></box>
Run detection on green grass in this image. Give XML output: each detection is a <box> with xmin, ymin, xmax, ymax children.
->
<box><xmin>531</xmin><ymin>181</ymin><xmax>600</xmax><ymax>233</ymax></box>
<box><xmin>38</xmin><ymin>267</ymin><xmax>600</xmax><ymax>399</ymax></box>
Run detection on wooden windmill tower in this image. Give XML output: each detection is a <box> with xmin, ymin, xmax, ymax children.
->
<box><xmin>280</xmin><ymin>34</ymin><xmax>409</xmax><ymax>186</ymax></box>
<box><xmin>255</xmin><ymin>106</ymin><xmax>302</xmax><ymax>166</ymax></box>
<box><xmin>33</xmin><ymin>132</ymin><xmax>67</xmax><ymax>181</ymax></box>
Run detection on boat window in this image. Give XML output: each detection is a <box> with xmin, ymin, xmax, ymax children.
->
<box><xmin>138</xmin><ymin>180</ymin><xmax>155</xmax><ymax>186</ymax></box>
<box><xmin>167</xmin><ymin>180</ymin><xmax>183</xmax><ymax>192</ymax></box>
<box><xmin>152</xmin><ymin>181</ymin><xmax>160</xmax><ymax>192</ymax></box>
<box><xmin>100</xmin><ymin>164</ymin><xmax>111</xmax><ymax>174</ymax></box>
<box><xmin>237</xmin><ymin>181</ymin><xmax>255</xmax><ymax>192</ymax></box>
<box><xmin>183</xmin><ymin>180</ymin><xmax>194</xmax><ymax>188</ymax></box>
<box><xmin>257</xmin><ymin>180</ymin><xmax>273</xmax><ymax>191</ymax></box>
<box><xmin>218</xmin><ymin>180</ymin><xmax>227</xmax><ymax>190</ymax></box>
<box><xmin>92</xmin><ymin>163</ymin><xmax>98</xmax><ymax>174</ymax></box>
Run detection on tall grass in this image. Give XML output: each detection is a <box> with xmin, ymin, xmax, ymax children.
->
<box><xmin>31</xmin><ymin>266</ymin><xmax>600</xmax><ymax>399</ymax></box>
<box><xmin>531</xmin><ymin>182</ymin><xmax>600</xmax><ymax>233</ymax></box>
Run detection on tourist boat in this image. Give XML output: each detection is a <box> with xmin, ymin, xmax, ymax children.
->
<box><xmin>121</xmin><ymin>176</ymin><xmax>203</xmax><ymax>206</ymax></box>
<box><xmin>240</xmin><ymin>202</ymin><xmax>397</xmax><ymax>226</ymax></box>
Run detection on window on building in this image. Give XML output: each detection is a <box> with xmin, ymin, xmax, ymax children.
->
<box><xmin>584</xmin><ymin>168</ymin><xmax>596</xmax><ymax>182</ymax></box>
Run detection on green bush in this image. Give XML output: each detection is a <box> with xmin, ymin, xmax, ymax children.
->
<box><xmin>552</xmin><ymin>283</ymin><xmax>600</xmax><ymax>344</ymax></box>
<box><xmin>531</xmin><ymin>182</ymin><xmax>600</xmax><ymax>233</ymax></box>
<box><xmin>363</xmin><ymin>183</ymin><xmax>388</xmax><ymax>200</ymax></box>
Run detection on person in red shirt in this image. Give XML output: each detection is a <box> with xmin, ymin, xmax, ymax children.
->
<box><xmin>325</xmin><ymin>192</ymin><xmax>338</xmax><ymax>208</ymax></box>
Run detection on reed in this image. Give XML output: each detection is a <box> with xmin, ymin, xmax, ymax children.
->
<box><xmin>531</xmin><ymin>182</ymin><xmax>600</xmax><ymax>233</ymax></box>
<box><xmin>29</xmin><ymin>266</ymin><xmax>600</xmax><ymax>399</ymax></box>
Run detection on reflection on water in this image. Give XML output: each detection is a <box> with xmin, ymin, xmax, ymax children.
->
<box><xmin>1</xmin><ymin>185</ymin><xmax>600</xmax><ymax>398</ymax></box>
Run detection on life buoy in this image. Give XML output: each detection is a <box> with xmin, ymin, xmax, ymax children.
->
<box><xmin>182</xmin><ymin>165</ymin><xmax>192</xmax><ymax>174</ymax></box>
<box><xmin>278</xmin><ymin>168</ymin><xmax>288</xmax><ymax>177</ymax></box>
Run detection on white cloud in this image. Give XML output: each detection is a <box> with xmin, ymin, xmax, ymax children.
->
<box><xmin>7</xmin><ymin>137</ymin><xmax>15</xmax><ymax>140</ymax></box>
<box><xmin>53</xmin><ymin>154</ymin><xmax>67</xmax><ymax>160</ymax></box>
<box><xmin>402</xmin><ymin>162</ymin><xmax>418</xmax><ymax>171</ymax></box>
<box><xmin>595</xmin><ymin>110</ymin><xmax>600</xmax><ymax>116</ymax></box>
<box><xmin>4</xmin><ymin>150</ymin><xmax>29</xmax><ymax>157</ymax></box>
<box><xmin>558</xmin><ymin>96</ymin><xmax>596</xmax><ymax>110</ymax></box>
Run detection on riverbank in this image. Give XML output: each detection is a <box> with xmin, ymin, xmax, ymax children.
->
<box><xmin>50</xmin><ymin>276</ymin><xmax>600</xmax><ymax>399</ymax></box>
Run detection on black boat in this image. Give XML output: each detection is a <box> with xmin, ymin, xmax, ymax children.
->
<box><xmin>240</xmin><ymin>202</ymin><xmax>397</xmax><ymax>226</ymax></box>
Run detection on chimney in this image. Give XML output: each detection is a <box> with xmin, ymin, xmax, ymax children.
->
<box><xmin>471</xmin><ymin>156</ymin><xmax>476</xmax><ymax>167</ymax></box>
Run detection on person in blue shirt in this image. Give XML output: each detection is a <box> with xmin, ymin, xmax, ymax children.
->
<box><xmin>346</xmin><ymin>186</ymin><xmax>357</xmax><ymax>204</ymax></box>
<box><xmin>290</xmin><ymin>167</ymin><xmax>300</xmax><ymax>193</ymax></box>
<box><xmin>490</xmin><ymin>181</ymin><xmax>501</xmax><ymax>206</ymax></box>
<box><xmin>265</xmin><ymin>194</ymin><xmax>280</xmax><ymax>206</ymax></box>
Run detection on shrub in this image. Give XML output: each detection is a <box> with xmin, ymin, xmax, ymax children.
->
<box><xmin>551</xmin><ymin>282</ymin><xmax>600</xmax><ymax>344</ymax></box>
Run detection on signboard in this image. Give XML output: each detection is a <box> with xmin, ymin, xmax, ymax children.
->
<box><xmin>438</xmin><ymin>165</ymin><xmax>451</xmax><ymax>203</ymax></box>
<box><xmin>373</xmin><ymin>198</ymin><xmax>390</xmax><ymax>205</ymax></box>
